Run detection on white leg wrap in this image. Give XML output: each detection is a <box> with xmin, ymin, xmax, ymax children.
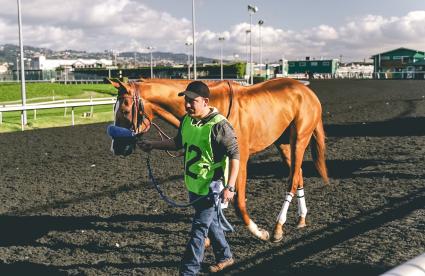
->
<box><xmin>297</xmin><ymin>188</ymin><xmax>307</xmax><ymax>217</ymax></box>
<box><xmin>248</xmin><ymin>219</ymin><xmax>263</xmax><ymax>238</ymax></box>
<box><xmin>277</xmin><ymin>193</ymin><xmax>293</xmax><ymax>225</ymax></box>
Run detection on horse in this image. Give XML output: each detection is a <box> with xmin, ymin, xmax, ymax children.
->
<box><xmin>107</xmin><ymin>77</ymin><xmax>329</xmax><ymax>242</ymax></box>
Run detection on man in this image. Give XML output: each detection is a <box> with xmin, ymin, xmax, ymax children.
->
<box><xmin>138</xmin><ymin>81</ymin><xmax>240</xmax><ymax>275</ymax></box>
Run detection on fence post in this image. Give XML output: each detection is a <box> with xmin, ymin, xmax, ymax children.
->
<box><xmin>0</xmin><ymin>111</ymin><xmax>2</xmax><ymax>124</ymax></box>
<box><xmin>21</xmin><ymin>111</ymin><xmax>24</xmax><ymax>131</ymax></box>
<box><xmin>34</xmin><ymin>109</ymin><xmax>37</xmax><ymax>120</ymax></box>
<box><xmin>90</xmin><ymin>96</ymin><xmax>93</xmax><ymax>118</ymax></box>
<box><xmin>64</xmin><ymin>100</ymin><xmax>67</xmax><ymax>117</ymax></box>
<box><xmin>71</xmin><ymin>107</ymin><xmax>75</xmax><ymax>126</ymax></box>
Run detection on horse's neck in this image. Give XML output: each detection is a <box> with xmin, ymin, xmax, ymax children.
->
<box><xmin>141</xmin><ymin>81</ymin><xmax>187</xmax><ymax>127</ymax></box>
<box><xmin>209</xmin><ymin>82</ymin><xmax>236</xmax><ymax>117</ymax></box>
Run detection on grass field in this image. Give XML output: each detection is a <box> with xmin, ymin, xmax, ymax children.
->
<box><xmin>0</xmin><ymin>83</ymin><xmax>118</xmax><ymax>132</ymax></box>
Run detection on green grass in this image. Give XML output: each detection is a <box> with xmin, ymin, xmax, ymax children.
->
<box><xmin>0</xmin><ymin>83</ymin><xmax>118</xmax><ymax>132</ymax></box>
<box><xmin>0</xmin><ymin>83</ymin><xmax>117</xmax><ymax>103</ymax></box>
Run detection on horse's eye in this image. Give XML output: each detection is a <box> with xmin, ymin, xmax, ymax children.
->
<box><xmin>122</xmin><ymin>110</ymin><xmax>130</xmax><ymax>115</ymax></box>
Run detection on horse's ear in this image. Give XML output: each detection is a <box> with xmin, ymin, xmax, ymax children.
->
<box><xmin>104</xmin><ymin>78</ymin><xmax>127</xmax><ymax>89</ymax></box>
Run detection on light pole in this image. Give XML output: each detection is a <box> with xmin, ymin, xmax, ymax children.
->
<box><xmin>192</xmin><ymin>0</ymin><xmax>197</xmax><ymax>80</ymax></box>
<box><xmin>258</xmin><ymin>19</ymin><xmax>264</xmax><ymax>77</ymax></box>
<box><xmin>17</xmin><ymin>0</ymin><xmax>27</xmax><ymax>126</ymax></box>
<box><xmin>218</xmin><ymin>37</ymin><xmax>225</xmax><ymax>80</ymax></box>
<box><xmin>146</xmin><ymin>46</ymin><xmax>154</xmax><ymax>78</ymax></box>
<box><xmin>185</xmin><ymin>42</ymin><xmax>192</xmax><ymax>79</ymax></box>
<box><xmin>245</xmin><ymin>29</ymin><xmax>250</xmax><ymax>65</ymax></box>
<box><xmin>248</xmin><ymin>4</ymin><xmax>258</xmax><ymax>85</ymax></box>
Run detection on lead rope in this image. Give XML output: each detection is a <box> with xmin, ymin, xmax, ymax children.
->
<box><xmin>145</xmin><ymin>153</ymin><xmax>234</xmax><ymax>232</ymax></box>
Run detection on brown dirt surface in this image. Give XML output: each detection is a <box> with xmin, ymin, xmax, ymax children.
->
<box><xmin>0</xmin><ymin>79</ymin><xmax>424</xmax><ymax>275</ymax></box>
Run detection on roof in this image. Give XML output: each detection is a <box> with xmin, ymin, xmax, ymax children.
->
<box><xmin>371</xmin><ymin>47</ymin><xmax>425</xmax><ymax>57</ymax></box>
<box><xmin>409</xmin><ymin>59</ymin><xmax>425</xmax><ymax>66</ymax></box>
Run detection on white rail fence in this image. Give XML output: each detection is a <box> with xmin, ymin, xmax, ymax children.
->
<box><xmin>0</xmin><ymin>97</ymin><xmax>116</xmax><ymax>131</ymax></box>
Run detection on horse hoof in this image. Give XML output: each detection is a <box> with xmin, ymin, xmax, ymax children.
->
<box><xmin>297</xmin><ymin>217</ymin><xmax>307</xmax><ymax>228</ymax></box>
<box><xmin>271</xmin><ymin>231</ymin><xmax>283</xmax><ymax>243</ymax></box>
<box><xmin>272</xmin><ymin>235</ymin><xmax>283</xmax><ymax>243</ymax></box>
<box><xmin>272</xmin><ymin>224</ymin><xmax>284</xmax><ymax>243</ymax></box>
<box><xmin>258</xmin><ymin>228</ymin><xmax>270</xmax><ymax>241</ymax></box>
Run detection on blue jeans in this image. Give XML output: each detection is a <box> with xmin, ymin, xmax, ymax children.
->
<box><xmin>179</xmin><ymin>191</ymin><xmax>232</xmax><ymax>276</ymax></box>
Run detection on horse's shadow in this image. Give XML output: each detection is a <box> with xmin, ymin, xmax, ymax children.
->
<box><xmin>247</xmin><ymin>159</ymin><xmax>423</xmax><ymax>180</ymax></box>
<box><xmin>226</xmin><ymin>186</ymin><xmax>425</xmax><ymax>275</ymax></box>
<box><xmin>0</xmin><ymin>213</ymin><xmax>189</xmax><ymax>247</ymax></box>
<box><xmin>325</xmin><ymin>117</ymin><xmax>425</xmax><ymax>137</ymax></box>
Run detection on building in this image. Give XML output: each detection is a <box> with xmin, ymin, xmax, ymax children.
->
<box><xmin>31</xmin><ymin>55</ymin><xmax>113</xmax><ymax>70</ymax></box>
<box><xmin>371</xmin><ymin>47</ymin><xmax>425</xmax><ymax>79</ymax></box>
<box><xmin>287</xmin><ymin>58</ymin><xmax>339</xmax><ymax>78</ymax></box>
<box><xmin>406</xmin><ymin>59</ymin><xmax>425</xmax><ymax>79</ymax></box>
<box><xmin>0</xmin><ymin>62</ymin><xmax>8</xmax><ymax>73</ymax></box>
<box><xmin>335</xmin><ymin>62</ymin><xmax>374</xmax><ymax>79</ymax></box>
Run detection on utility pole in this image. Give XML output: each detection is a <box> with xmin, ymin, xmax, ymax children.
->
<box><xmin>192</xmin><ymin>0</ymin><xmax>197</xmax><ymax>80</ymax></box>
<box><xmin>248</xmin><ymin>5</ymin><xmax>258</xmax><ymax>85</ymax></box>
<box><xmin>17</xmin><ymin>0</ymin><xmax>27</xmax><ymax>126</ymax></box>
<box><xmin>219</xmin><ymin>37</ymin><xmax>225</xmax><ymax>80</ymax></box>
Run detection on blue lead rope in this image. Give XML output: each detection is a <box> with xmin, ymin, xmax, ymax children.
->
<box><xmin>145</xmin><ymin>154</ymin><xmax>234</xmax><ymax>232</ymax></box>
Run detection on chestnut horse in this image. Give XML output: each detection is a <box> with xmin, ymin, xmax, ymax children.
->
<box><xmin>108</xmin><ymin>78</ymin><xmax>329</xmax><ymax>242</ymax></box>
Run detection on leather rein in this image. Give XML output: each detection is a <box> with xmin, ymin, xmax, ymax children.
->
<box><xmin>115</xmin><ymin>80</ymin><xmax>234</xmax><ymax>140</ymax></box>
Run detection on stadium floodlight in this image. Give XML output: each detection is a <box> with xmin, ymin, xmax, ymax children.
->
<box><xmin>258</xmin><ymin>19</ymin><xmax>264</xmax><ymax>76</ymax></box>
<box><xmin>185</xmin><ymin>42</ymin><xmax>192</xmax><ymax>79</ymax></box>
<box><xmin>218</xmin><ymin>37</ymin><xmax>225</xmax><ymax>80</ymax></box>
<box><xmin>247</xmin><ymin>4</ymin><xmax>258</xmax><ymax>85</ymax></box>
<box><xmin>192</xmin><ymin>0</ymin><xmax>197</xmax><ymax>79</ymax></box>
<box><xmin>146</xmin><ymin>46</ymin><xmax>154</xmax><ymax>78</ymax></box>
<box><xmin>17</xmin><ymin>0</ymin><xmax>27</xmax><ymax>126</ymax></box>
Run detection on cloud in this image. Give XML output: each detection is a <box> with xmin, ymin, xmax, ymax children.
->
<box><xmin>0</xmin><ymin>0</ymin><xmax>424</xmax><ymax>62</ymax></box>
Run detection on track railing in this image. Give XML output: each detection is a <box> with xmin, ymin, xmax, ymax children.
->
<box><xmin>0</xmin><ymin>97</ymin><xmax>116</xmax><ymax>131</ymax></box>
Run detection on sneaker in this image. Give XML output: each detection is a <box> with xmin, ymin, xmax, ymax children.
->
<box><xmin>209</xmin><ymin>258</ymin><xmax>234</xmax><ymax>273</ymax></box>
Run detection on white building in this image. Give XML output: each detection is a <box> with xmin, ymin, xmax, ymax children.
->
<box><xmin>31</xmin><ymin>55</ymin><xmax>113</xmax><ymax>70</ymax></box>
<box><xmin>0</xmin><ymin>62</ymin><xmax>8</xmax><ymax>73</ymax></box>
<box><xmin>335</xmin><ymin>63</ymin><xmax>374</xmax><ymax>79</ymax></box>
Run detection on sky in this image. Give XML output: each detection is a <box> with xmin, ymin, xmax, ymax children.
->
<box><xmin>0</xmin><ymin>0</ymin><xmax>424</xmax><ymax>62</ymax></box>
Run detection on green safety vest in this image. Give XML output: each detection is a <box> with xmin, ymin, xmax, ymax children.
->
<box><xmin>181</xmin><ymin>113</ymin><xmax>229</xmax><ymax>195</ymax></box>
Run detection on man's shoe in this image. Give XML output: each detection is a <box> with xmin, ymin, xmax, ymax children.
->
<box><xmin>209</xmin><ymin>258</ymin><xmax>234</xmax><ymax>273</ymax></box>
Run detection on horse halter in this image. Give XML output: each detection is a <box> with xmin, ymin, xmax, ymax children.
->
<box><xmin>115</xmin><ymin>90</ymin><xmax>151</xmax><ymax>135</ymax></box>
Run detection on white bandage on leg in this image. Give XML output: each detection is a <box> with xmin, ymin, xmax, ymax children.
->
<box><xmin>297</xmin><ymin>188</ymin><xmax>307</xmax><ymax>217</ymax></box>
<box><xmin>248</xmin><ymin>219</ymin><xmax>263</xmax><ymax>238</ymax></box>
<box><xmin>277</xmin><ymin>192</ymin><xmax>294</xmax><ymax>225</ymax></box>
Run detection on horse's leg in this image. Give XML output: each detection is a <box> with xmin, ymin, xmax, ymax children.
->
<box><xmin>234</xmin><ymin>151</ymin><xmax>270</xmax><ymax>241</ymax></box>
<box><xmin>273</xmin><ymin>124</ymin><xmax>312</xmax><ymax>242</ymax></box>
<box><xmin>275</xmin><ymin>143</ymin><xmax>306</xmax><ymax>228</ymax></box>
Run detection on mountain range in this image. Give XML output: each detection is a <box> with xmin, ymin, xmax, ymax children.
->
<box><xmin>0</xmin><ymin>44</ymin><xmax>217</xmax><ymax>66</ymax></box>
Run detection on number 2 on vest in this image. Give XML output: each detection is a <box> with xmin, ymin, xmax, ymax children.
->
<box><xmin>184</xmin><ymin>143</ymin><xmax>202</xmax><ymax>179</ymax></box>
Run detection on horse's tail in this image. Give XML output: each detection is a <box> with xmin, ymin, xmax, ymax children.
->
<box><xmin>310</xmin><ymin>117</ymin><xmax>329</xmax><ymax>184</ymax></box>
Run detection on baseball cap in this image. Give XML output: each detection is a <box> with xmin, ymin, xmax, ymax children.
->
<box><xmin>178</xmin><ymin>81</ymin><xmax>210</xmax><ymax>99</ymax></box>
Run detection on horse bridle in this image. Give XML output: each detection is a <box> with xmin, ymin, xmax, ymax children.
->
<box><xmin>115</xmin><ymin>92</ymin><xmax>151</xmax><ymax>135</ymax></box>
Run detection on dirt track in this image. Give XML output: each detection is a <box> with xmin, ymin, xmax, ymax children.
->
<box><xmin>0</xmin><ymin>80</ymin><xmax>424</xmax><ymax>275</ymax></box>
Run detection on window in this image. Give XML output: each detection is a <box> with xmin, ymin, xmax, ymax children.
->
<box><xmin>380</xmin><ymin>56</ymin><xmax>390</xmax><ymax>60</ymax></box>
<box><xmin>322</xmin><ymin>61</ymin><xmax>330</xmax><ymax>66</ymax></box>
<box><xmin>299</xmin><ymin>62</ymin><xmax>306</xmax><ymax>67</ymax></box>
<box><xmin>289</xmin><ymin>62</ymin><xmax>295</xmax><ymax>67</ymax></box>
<box><xmin>311</xmin><ymin>61</ymin><xmax>318</xmax><ymax>66</ymax></box>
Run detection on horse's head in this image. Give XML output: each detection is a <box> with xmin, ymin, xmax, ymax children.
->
<box><xmin>106</xmin><ymin>78</ymin><xmax>153</xmax><ymax>156</ymax></box>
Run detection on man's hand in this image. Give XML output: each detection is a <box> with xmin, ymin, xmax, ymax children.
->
<box><xmin>137</xmin><ymin>140</ymin><xmax>154</xmax><ymax>152</ymax></box>
<box><xmin>222</xmin><ymin>186</ymin><xmax>236</xmax><ymax>203</ymax></box>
